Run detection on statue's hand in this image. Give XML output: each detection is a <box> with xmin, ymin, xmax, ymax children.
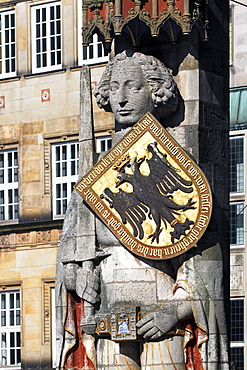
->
<box><xmin>136</xmin><ymin>307</ymin><xmax>178</xmax><ymax>340</ymax></box>
<box><xmin>76</xmin><ymin>269</ymin><xmax>100</xmax><ymax>305</ymax></box>
<box><xmin>136</xmin><ymin>301</ymin><xmax>192</xmax><ymax>341</ymax></box>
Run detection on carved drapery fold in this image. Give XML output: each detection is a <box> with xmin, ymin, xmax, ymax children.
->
<box><xmin>82</xmin><ymin>0</ymin><xmax>209</xmax><ymax>49</ymax></box>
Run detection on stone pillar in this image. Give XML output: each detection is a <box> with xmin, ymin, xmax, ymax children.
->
<box><xmin>16</xmin><ymin>2</ymin><xmax>29</xmax><ymax>74</ymax></box>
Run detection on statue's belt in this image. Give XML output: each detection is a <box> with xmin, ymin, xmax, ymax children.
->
<box><xmin>81</xmin><ymin>306</ymin><xmax>185</xmax><ymax>341</ymax></box>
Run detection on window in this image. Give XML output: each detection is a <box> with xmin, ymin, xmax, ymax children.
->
<box><xmin>230</xmin><ymin>203</ymin><xmax>244</xmax><ymax>246</ymax></box>
<box><xmin>0</xmin><ymin>149</ymin><xmax>18</xmax><ymax>222</ymax></box>
<box><xmin>0</xmin><ymin>290</ymin><xmax>21</xmax><ymax>368</ymax></box>
<box><xmin>96</xmin><ymin>135</ymin><xmax>112</xmax><ymax>153</ymax></box>
<box><xmin>32</xmin><ymin>2</ymin><xmax>61</xmax><ymax>72</ymax></box>
<box><xmin>0</xmin><ymin>10</ymin><xmax>16</xmax><ymax>78</ymax></box>
<box><xmin>52</xmin><ymin>141</ymin><xmax>79</xmax><ymax>218</ymax></box>
<box><xmin>230</xmin><ymin>137</ymin><xmax>244</xmax><ymax>193</ymax></box>
<box><xmin>230</xmin><ymin>88</ymin><xmax>247</xmax><ymax>130</ymax></box>
<box><xmin>82</xmin><ymin>34</ymin><xmax>108</xmax><ymax>65</ymax></box>
<box><xmin>77</xmin><ymin>0</ymin><xmax>108</xmax><ymax>65</ymax></box>
<box><xmin>230</xmin><ymin>298</ymin><xmax>244</xmax><ymax>370</ymax></box>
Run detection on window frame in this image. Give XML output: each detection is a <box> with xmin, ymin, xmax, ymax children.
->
<box><xmin>230</xmin><ymin>202</ymin><xmax>245</xmax><ymax>248</ymax></box>
<box><xmin>77</xmin><ymin>0</ymin><xmax>108</xmax><ymax>65</ymax></box>
<box><xmin>230</xmin><ymin>136</ymin><xmax>244</xmax><ymax>195</ymax></box>
<box><xmin>31</xmin><ymin>1</ymin><xmax>62</xmax><ymax>73</ymax></box>
<box><xmin>0</xmin><ymin>289</ymin><xmax>21</xmax><ymax>369</ymax></box>
<box><xmin>0</xmin><ymin>148</ymin><xmax>19</xmax><ymax>224</ymax></box>
<box><xmin>230</xmin><ymin>297</ymin><xmax>245</xmax><ymax>370</ymax></box>
<box><xmin>52</xmin><ymin>140</ymin><xmax>79</xmax><ymax>219</ymax></box>
<box><xmin>81</xmin><ymin>33</ymin><xmax>109</xmax><ymax>65</ymax></box>
<box><xmin>96</xmin><ymin>135</ymin><xmax>112</xmax><ymax>153</ymax></box>
<box><xmin>0</xmin><ymin>9</ymin><xmax>16</xmax><ymax>78</ymax></box>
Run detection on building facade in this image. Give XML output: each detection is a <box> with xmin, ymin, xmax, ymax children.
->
<box><xmin>0</xmin><ymin>0</ymin><xmax>113</xmax><ymax>368</ymax></box>
<box><xmin>0</xmin><ymin>0</ymin><xmax>231</xmax><ymax>369</ymax></box>
<box><xmin>230</xmin><ymin>1</ymin><xmax>247</xmax><ymax>369</ymax></box>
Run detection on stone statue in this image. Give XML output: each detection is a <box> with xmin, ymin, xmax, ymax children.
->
<box><xmin>56</xmin><ymin>51</ymin><xmax>228</xmax><ymax>369</ymax></box>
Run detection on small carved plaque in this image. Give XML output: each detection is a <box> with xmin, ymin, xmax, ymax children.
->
<box><xmin>75</xmin><ymin>113</ymin><xmax>212</xmax><ymax>260</ymax></box>
<box><xmin>111</xmin><ymin>306</ymin><xmax>139</xmax><ymax>341</ymax></box>
<box><xmin>96</xmin><ymin>315</ymin><xmax>111</xmax><ymax>336</ymax></box>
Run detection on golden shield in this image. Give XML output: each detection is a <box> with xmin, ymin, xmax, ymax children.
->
<box><xmin>75</xmin><ymin>113</ymin><xmax>212</xmax><ymax>260</ymax></box>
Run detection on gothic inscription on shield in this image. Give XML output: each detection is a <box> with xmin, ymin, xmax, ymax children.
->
<box><xmin>75</xmin><ymin>112</ymin><xmax>212</xmax><ymax>260</ymax></box>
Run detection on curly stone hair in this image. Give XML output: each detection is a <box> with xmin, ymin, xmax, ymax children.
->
<box><xmin>94</xmin><ymin>50</ymin><xmax>178</xmax><ymax>119</ymax></box>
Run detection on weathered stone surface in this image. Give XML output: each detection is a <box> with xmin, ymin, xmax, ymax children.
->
<box><xmin>56</xmin><ymin>50</ymin><xmax>229</xmax><ymax>369</ymax></box>
<box><xmin>231</xmin><ymin>2</ymin><xmax>247</xmax><ymax>87</ymax></box>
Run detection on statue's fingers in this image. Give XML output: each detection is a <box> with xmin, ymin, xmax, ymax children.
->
<box><xmin>93</xmin><ymin>278</ymin><xmax>99</xmax><ymax>291</ymax></box>
<box><xmin>87</xmin><ymin>279</ymin><xmax>98</xmax><ymax>289</ymax></box>
<box><xmin>137</xmin><ymin>320</ymin><xmax>154</xmax><ymax>335</ymax></box>
<box><xmin>93</xmin><ymin>273</ymin><xmax>100</xmax><ymax>283</ymax></box>
<box><xmin>142</xmin><ymin>326</ymin><xmax>159</xmax><ymax>339</ymax></box>
<box><xmin>84</xmin><ymin>286</ymin><xmax>100</xmax><ymax>303</ymax></box>
<box><xmin>83</xmin><ymin>291</ymin><xmax>99</xmax><ymax>304</ymax></box>
<box><xmin>136</xmin><ymin>313</ymin><xmax>154</xmax><ymax>328</ymax></box>
<box><xmin>87</xmin><ymin>274</ymin><xmax>99</xmax><ymax>291</ymax></box>
<box><xmin>83</xmin><ymin>292</ymin><xmax>93</xmax><ymax>303</ymax></box>
<box><xmin>91</xmin><ymin>289</ymin><xmax>100</xmax><ymax>302</ymax></box>
<box><xmin>150</xmin><ymin>330</ymin><xmax>163</xmax><ymax>341</ymax></box>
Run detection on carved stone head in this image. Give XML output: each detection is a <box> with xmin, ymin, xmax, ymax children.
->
<box><xmin>94</xmin><ymin>51</ymin><xmax>178</xmax><ymax>126</ymax></box>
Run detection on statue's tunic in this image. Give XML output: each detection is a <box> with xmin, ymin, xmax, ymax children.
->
<box><xmin>56</xmin><ymin>191</ymin><xmax>228</xmax><ymax>370</ymax></box>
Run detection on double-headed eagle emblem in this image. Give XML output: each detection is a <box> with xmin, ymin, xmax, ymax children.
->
<box><xmin>101</xmin><ymin>142</ymin><xmax>196</xmax><ymax>244</ymax></box>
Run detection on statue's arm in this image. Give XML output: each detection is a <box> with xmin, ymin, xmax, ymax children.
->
<box><xmin>137</xmin><ymin>243</ymin><xmax>223</xmax><ymax>340</ymax></box>
<box><xmin>58</xmin><ymin>190</ymin><xmax>100</xmax><ymax>305</ymax></box>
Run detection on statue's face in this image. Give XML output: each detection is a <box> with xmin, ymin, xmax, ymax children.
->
<box><xmin>109</xmin><ymin>59</ymin><xmax>154</xmax><ymax>126</ymax></box>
